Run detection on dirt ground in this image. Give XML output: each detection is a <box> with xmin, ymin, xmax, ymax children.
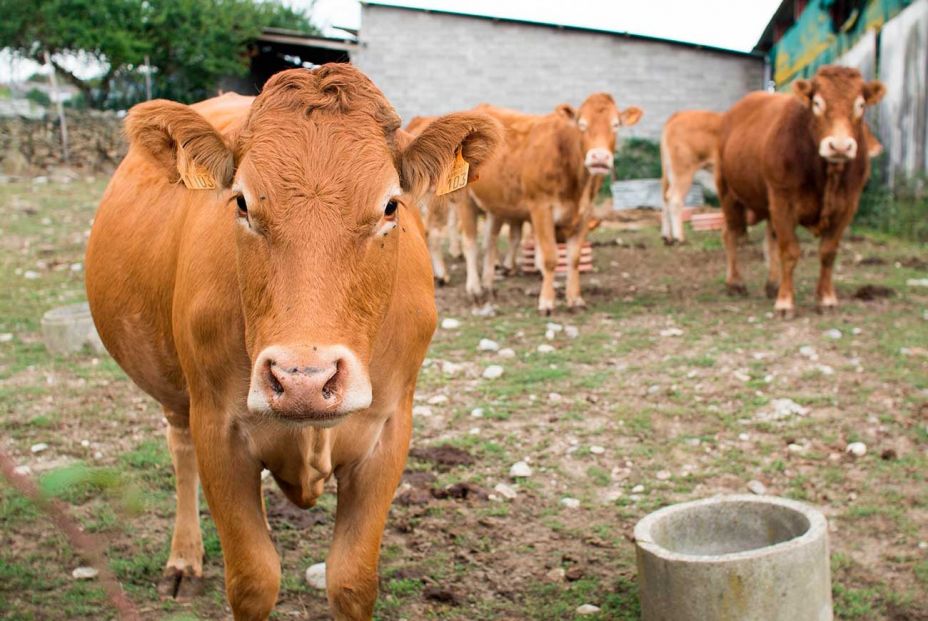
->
<box><xmin>1</xmin><ymin>178</ymin><xmax>926</xmax><ymax>620</ymax></box>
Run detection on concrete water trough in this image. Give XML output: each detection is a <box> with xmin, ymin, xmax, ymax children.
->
<box><xmin>634</xmin><ymin>495</ymin><xmax>832</xmax><ymax>621</ymax></box>
<box><xmin>41</xmin><ymin>303</ymin><xmax>105</xmax><ymax>355</ymax></box>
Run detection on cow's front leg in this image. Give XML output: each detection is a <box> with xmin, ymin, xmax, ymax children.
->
<box><xmin>565</xmin><ymin>228</ymin><xmax>588</xmax><ymax>310</ymax></box>
<box><xmin>192</xmin><ymin>412</ymin><xmax>279</xmax><ymax>620</ymax></box>
<box><xmin>327</xmin><ymin>414</ymin><xmax>411</xmax><ymax>620</ymax></box>
<box><xmin>816</xmin><ymin>220</ymin><xmax>848</xmax><ymax>311</ymax></box>
<box><xmin>503</xmin><ymin>219</ymin><xmax>523</xmax><ymax>274</ymax></box>
<box><xmin>529</xmin><ymin>203</ymin><xmax>558</xmax><ymax>314</ymax></box>
<box><xmin>771</xmin><ymin>208</ymin><xmax>801</xmax><ymax>319</ymax></box>
<box><xmin>481</xmin><ymin>210</ymin><xmax>502</xmax><ymax>293</ymax></box>
<box><xmin>456</xmin><ymin>196</ymin><xmax>483</xmax><ymax>302</ymax></box>
<box><xmin>159</xmin><ymin>410</ymin><xmax>204</xmax><ymax>600</ymax></box>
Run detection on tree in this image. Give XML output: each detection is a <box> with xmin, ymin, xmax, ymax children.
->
<box><xmin>0</xmin><ymin>0</ymin><xmax>317</xmax><ymax>108</ymax></box>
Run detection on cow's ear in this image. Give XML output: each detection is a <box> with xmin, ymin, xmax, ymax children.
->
<box><xmin>399</xmin><ymin>112</ymin><xmax>503</xmax><ymax>197</ymax></box>
<box><xmin>792</xmin><ymin>79</ymin><xmax>813</xmax><ymax>105</ymax></box>
<box><xmin>556</xmin><ymin>103</ymin><xmax>577</xmax><ymax>119</ymax></box>
<box><xmin>620</xmin><ymin>106</ymin><xmax>643</xmax><ymax>127</ymax></box>
<box><xmin>862</xmin><ymin>80</ymin><xmax>886</xmax><ymax>105</ymax></box>
<box><xmin>125</xmin><ymin>100</ymin><xmax>234</xmax><ymax>189</ymax></box>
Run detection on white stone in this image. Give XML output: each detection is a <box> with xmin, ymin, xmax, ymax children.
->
<box><xmin>906</xmin><ymin>278</ymin><xmax>928</xmax><ymax>287</ymax></box>
<box><xmin>545</xmin><ymin>329</ymin><xmax>556</xmax><ymax>340</ymax></box>
<box><xmin>589</xmin><ymin>445</ymin><xmax>605</xmax><ymax>455</ymax></box>
<box><xmin>631</xmin><ymin>484</ymin><xmax>645</xmax><ymax>493</ymax></box>
<box><xmin>758</xmin><ymin>398</ymin><xmax>810</xmax><ymax>421</ymax></box>
<box><xmin>787</xmin><ymin>443</ymin><xmax>803</xmax><ymax>453</ymax></box>
<box><xmin>560</xmin><ymin>497</ymin><xmax>580</xmax><ymax>509</ymax></box>
<box><xmin>548</xmin><ymin>392</ymin><xmax>562</xmax><ymax>403</ymax></box>
<box><xmin>656</xmin><ymin>470</ymin><xmax>671</xmax><ymax>481</ymax></box>
<box><xmin>576</xmin><ymin>604</ymin><xmax>601</xmax><ymax>615</ymax></box>
<box><xmin>738</xmin><ymin>433</ymin><xmax>750</xmax><ymax>441</ymax></box>
<box><xmin>30</xmin><ymin>443</ymin><xmax>48</xmax><ymax>454</ymax></box>
<box><xmin>497</xmin><ymin>348</ymin><xmax>516</xmax><ymax>358</ymax></box>
<box><xmin>733</xmin><ymin>370</ymin><xmax>751</xmax><ymax>382</ymax></box>
<box><xmin>845</xmin><ymin>442</ymin><xmax>867</xmax><ymax>457</ymax></box>
<box><xmin>477</xmin><ymin>338</ymin><xmax>500</xmax><ymax>352</ymax></box>
<box><xmin>851</xmin><ymin>327</ymin><xmax>862</xmax><ymax>336</ymax></box>
<box><xmin>823</xmin><ymin>328</ymin><xmax>842</xmax><ymax>340</ymax></box>
<box><xmin>659</xmin><ymin>327</ymin><xmax>684</xmax><ymax>337</ymax></box>
<box><xmin>468</xmin><ymin>427</ymin><xmax>481</xmax><ymax>435</ymax></box>
<box><xmin>471</xmin><ymin>302</ymin><xmax>497</xmax><ymax>317</ymax></box>
<box><xmin>482</xmin><ymin>365</ymin><xmax>504</xmax><ymax>379</ymax></box>
<box><xmin>0</xmin><ymin>333</ymin><xmax>13</xmax><ymax>343</ymax></box>
<box><xmin>565</xmin><ymin>325</ymin><xmax>579</xmax><ymax>339</ymax></box>
<box><xmin>545</xmin><ymin>567</ymin><xmax>566</xmax><ymax>581</ymax></box>
<box><xmin>470</xmin><ymin>407</ymin><xmax>484</xmax><ymax>418</ymax></box>
<box><xmin>427</xmin><ymin>395</ymin><xmax>449</xmax><ymax>405</ymax></box>
<box><xmin>509</xmin><ymin>461</ymin><xmax>533</xmax><ymax>478</ymax></box>
<box><xmin>747</xmin><ymin>480</ymin><xmax>767</xmax><ymax>495</ymax></box>
<box><xmin>13</xmin><ymin>465</ymin><xmax>32</xmax><ymax>476</ymax></box>
<box><xmin>799</xmin><ymin>345</ymin><xmax>818</xmax><ymax>360</ymax></box>
<box><xmin>412</xmin><ymin>405</ymin><xmax>433</xmax><ymax>417</ymax></box>
<box><xmin>305</xmin><ymin>562</ymin><xmax>327</xmax><ymax>590</ymax></box>
<box><xmin>494</xmin><ymin>482</ymin><xmax>518</xmax><ymax>499</ymax></box>
<box><xmin>537</xmin><ymin>344</ymin><xmax>555</xmax><ymax>354</ymax></box>
<box><xmin>23</xmin><ymin>270</ymin><xmax>39</xmax><ymax>280</ymax></box>
<box><xmin>440</xmin><ymin>318</ymin><xmax>461</xmax><ymax>330</ymax></box>
<box><xmin>546</xmin><ymin>322</ymin><xmax>563</xmax><ymax>333</ymax></box>
<box><xmin>72</xmin><ymin>566</ymin><xmax>99</xmax><ymax>580</ymax></box>
<box><xmin>816</xmin><ymin>364</ymin><xmax>835</xmax><ymax>376</ymax></box>
<box><xmin>70</xmin><ymin>262</ymin><xmax>83</xmax><ymax>272</ymax></box>
<box><xmin>441</xmin><ymin>361</ymin><xmax>463</xmax><ymax>376</ymax></box>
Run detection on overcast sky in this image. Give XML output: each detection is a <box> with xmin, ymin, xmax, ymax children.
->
<box><xmin>2</xmin><ymin>0</ymin><xmax>780</xmax><ymax>82</ymax></box>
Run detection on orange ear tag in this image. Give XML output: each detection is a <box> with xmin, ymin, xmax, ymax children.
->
<box><xmin>176</xmin><ymin>142</ymin><xmax>217</xmax><ymax>190</ymax></box>
<box><xmin>435</xmin><ymin>147</ymin><xmax>469</xmax><ymax>196</ymax></box>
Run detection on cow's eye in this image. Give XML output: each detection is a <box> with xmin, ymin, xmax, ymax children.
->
<box><xmin>812</xmin><ymin>95</ymin><xmax>826</xmax><ymax>116</ymax></box>
<box><xmin>611</xmin><ymin>120</ymin><xmax>620</xmax><ymax>131</ymax></box>
<box><xmin>384</xmin><ymin>199</ymin><xmax>398</xmax><ymax>218</ymax></box>
<box><xmin>578</xmin><ymin>119</ymin><xmax>589</xmax><ymax>131</ymax></box>
<box><xmin>235</xmin><ymin>195</ymin><xmax>248</xmax><ymax>218</ymax></box>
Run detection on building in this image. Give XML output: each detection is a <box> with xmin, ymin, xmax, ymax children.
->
<box><xmin>755</xmin><ymin>0</ymin><xmax>927</xmax><ymax>182</ymax></box>
<box><xmin>351</xmin><ymin>2</ymin><xmax>764</xmax><ymax>139</ymax></box>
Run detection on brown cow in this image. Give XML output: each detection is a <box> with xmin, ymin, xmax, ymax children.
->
<box><xmin>85</xmin><ymin>64</ymin><xmax>501</xmax><ymax>620</ymax></box>
<box><xmin>660</xmin><ymin>110</ymin><xmax>722</xmax><ymax>244</ymax></box>
<box><xmin>716</xmin><ymin>65</ymin><xmax>885</xmax><ymax>317</ymax></box>
<box><xmin>461</xmin><ymin>97</ymin><xmax>642</xmax><ymax>313</ymax></box>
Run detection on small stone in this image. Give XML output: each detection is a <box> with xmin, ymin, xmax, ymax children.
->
<box><xmin>565</xmin><ymin>567</ymin><xmax>585</xmax><ymax>581</ymax></box>
<box><xmin>656</xmin><ymin>470</ymin><xmax>671</xmax><ymax>481</ymax></box>
<box><xmin>72</xmin><ymin>566</ymin><xmax>99</xmax><ymax>580</ymax></box>
<box><xmin>823</xmin><ymin>328</ymin><xmax>842</xmax><ymax>340</ymax></box>
<box><xmin>477</xmin><ymin>338</ymin><xmax>500</xmax><ymax>352</ymax></box>
<box><xmin>0</xmin><ymin>333</ymin><xmax>13</xmax><ymax>343</ymax></box>
<box><xmin>545</xmin><ymin>567</ymin><xmax>566</xmax><ymax>582</ymax></box>
<box><xmin>747</xmin><ymin>480</ymin><xmax>767</xmax><ymax>495</ymax></box>
<box><xmin>470</xmin><ymin>407</ymin><xmax>484</xmax><ymax>418</ymax></box>
<box><xmin>733</xmin><ymin>370</ymin><xmax>751</xmax><ymax>382</ymax></box>
<box><xmin>799</xmin><ymin>345</ymin><xmax>818</xmax><ymax>360</ymax></box>
<box><xmin>589</xmin><ymin>445</ymin><xmax>605</xmax><ymax>455</ymax></box>
<box><xmin>817</xmin><ymin>364</ymin><xmax>835</xmax><ymax>376</ymax></box>
<box><xmin>440</xmin><ymin>318</ymin><xmax>461</xmax><ymax>330</ymax></box>
<box><xmin>441</xmin><ymin>361</ymin><xmax>463</xmax><ymax>376</ymax></box>
<box><xmin>80</xmin><ymin>439</ymin><xmax>90</xmax><ymax>447</ymax></box>
<box><xmin>546</xmin><ymin>322</ymin><xmax>563</xmax><ymax>333</ymax></box>
<box><xmin>468</xmin><ymin>427</ymin><xmax>481</xmax><ymax>435</ymax></box>
<box><xmin>918</xmin><ymin>541</ymin><xmax>928</xmax><ymax>550</ymax></box>
<box><xmin>493</xmin><ymin>482</ymin><xmax>518</xmax><ymax>499</ymax></box>
<box><xmin>738</xmin><ymin>433</ymin><xmax>750</xmax><ymax>441</ymax></box>
<box><xmin>787</xmin><ymin>443</ymin><xmax>803</xmax><ymax>453</ymax></box>
<box><xmin>576</xmin><ymin>604</ymin><xmax>601</xmax><ymax>615</ymax></box>
<box><xmin>537</xmin><ymin>344</ymin><xmax>555</xmax><ymax>354</ymax></box>
<box><xmin>305</xmin><ymin>562</ymin><xmax>326</xmax><ymax>590</ymax></box>
<box><xmin>659</xmin><ymin>327</ymin><xmax>683</xmax><ymax>337</ymax></box>
<box><xmin>471</xmin><ymin>302</ymin><xmax>497</xmax><ymax>317</ymax></box>
<box><xmin>482</xmin><ymin>365</ymin><xmax>504</xmax><ymax>379</ymax></box>
<box><xmin>631</xmin><ymin>484</ymin><xmax>645</xmax><ymax>494</ymax></box>
<box><xmin>412</xmin><ymin>405</ymin><xmax>433</xmax><ymax>417</ymax></box>
<box><xmin>70</xmin><ymin>262</ymin><xmax>83</xmax><ymax>272</ymax></box>
<box><xmin>427</xmin><ymin>395</ymin><xmax>449</xmax><ymax>405</ymax></box>
<box><xmin>497</xmin><ymin>348</ymin><xmax>516</xmax><ymax>358</ymax></box>
<box><xmin>13</xmin><ymin>465</ymin><xmax>32</xmax><ymax>476</ymax></box>
<box><xmin>851</xmin><ymin>327</ymin><xmax>862</xmax><ymax>335</ymax></box>
<box><xmin>23</xmin><ymin>270</ymin><xmax>40</xmax><ymax>280</ymax></box>
<box><xmin>846</xmin><ymin>442</ymin><xmax>867</xmax><ymax>457</ymax></box>
<box><xmin>548</xmin><ymin>392</ymin><xmax>562</xmax><ymax>403</ymax></box>
<box><xmin>560</xmin><ymin>497</ymin><xmax>580</xmax><ymax>509</ymax></box>
<box><xmin>545</xmin><ymin>329</ymin><xmax>556</xmax><ymax>340</ymax></box>
<box><xmin>564</xmin><ymin>325</ymin><xmax>579</xmax><ymax>339</ymax></box>
<box><xmin>647</xmin><ymin>384</ymin><xmax>661</xmax><ymax>395</ymax></box>
<box><xmin>509</xmin><ymin>461</ymin><xmax>533</xmax><ymax>478</ymax></box>
<box><xmin>30</xmin><ymin>443</ymin><xmax>48</xmax><ymax>454</ymax></box>
<box><xmin>906</xmin><ymin>278</ymin><xmax>928</xmax><ymax>287</ymax></box>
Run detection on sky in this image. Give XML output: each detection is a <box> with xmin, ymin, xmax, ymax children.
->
<box><xmin>1</xmin><ymin>0</ymin><xmax>781</xmax><ymax>82</ymax></box>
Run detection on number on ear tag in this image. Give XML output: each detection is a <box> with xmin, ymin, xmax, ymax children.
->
<box><xmin>435</xmin><ymin>147</ymin><xmax>469</xmax><ymax>196</ymax></box>
<box><xmin>176</xmin><ymin>142</ymin><xmax>217</xmax><ymax>190</ymax></box>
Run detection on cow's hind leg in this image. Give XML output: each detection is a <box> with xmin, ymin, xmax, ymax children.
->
<box><xmin>457</xmin><ymin>195</ymin><xmax>483</xmax><ymax>302</ymax></box>
<box><xmin>503</xmin><ymin>220</ymin><xmax>523</xmax><ymax>274</ymax></box>
<box><xmin>721</xmin><ymin>206</ymin><xmax>748</xmax><ymax>295</ymax></box>
<box><xmin>159</xmin><ymin>409</ymin><xmax>204</xmax><ymax>600</ymax></box>
<box><xmin>764</xmin><ymin>221</ymin><xmax>780</xmax><ymax>299</ymax></box>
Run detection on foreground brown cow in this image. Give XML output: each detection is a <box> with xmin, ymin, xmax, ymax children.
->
<box><xmin>716</xmin><ymin>66</ymin><xmax>884</xmax><ymax>317</ymax></box>
<box><xmin>462</xmin><ymin>97</ymin><xmax>642</xmax><ymax>313</ymax></box>
<box><xmin>85</xmin><ymin>64</ymin><xmax>501</xmax><ymax>620</ymax></box>
<box><xmin>660</xmin><ymin>110</ymin><xmax>722</xmax><ymax>244</ymax></box>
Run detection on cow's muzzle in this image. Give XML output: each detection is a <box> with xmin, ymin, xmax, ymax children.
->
<box><xmin>584</xmin><ymin>148</ymin><xmax>614</xmax><ymax>175</ymax></box>
<box><xmin>819</xmin><ymin>135</ymin><xmax>858</xmax><ymax>163</ymax></box>
<box><xmin>247</xmin><ymin>344</ymin><xmax>372</xmax><ymax>427</ymax></box>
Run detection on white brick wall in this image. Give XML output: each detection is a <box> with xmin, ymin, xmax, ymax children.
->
<box><xmin>354</xmin><ymin>5</ymin><xmax>764</xmax><ymax>139</ymax></box>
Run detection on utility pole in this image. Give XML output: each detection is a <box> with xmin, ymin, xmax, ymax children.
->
<box><xmin>43</xmin><ymin>51</ymin><xmax>69</xmax><ymax>164</ymax></box>
<box><xmin>143</xmin><ymin>55</ymin><xmax>152</xmax><ymax>100</ymax></box>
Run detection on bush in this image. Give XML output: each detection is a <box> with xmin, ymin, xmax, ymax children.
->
<box><xmin>613</xmin><ymin>137</ymin><xmax>662</xmax><ymax>181</ymax></box>
<box><xmin>854</xmin><ymin>158</ymin><xmax>928</xmax><ymax>242</ymax></box>
<box><xmin>24</xmin><ymin>87</ymin><xmax>50</xmax><ymax>107</ymax></box>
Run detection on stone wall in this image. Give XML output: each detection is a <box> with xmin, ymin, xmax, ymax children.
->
<box><xmin>354</xmin><ymin>5</ymin><xmax>765</xmax><ymax>138</ymax></box>
<box><xmin>0</xmin><ymin>111</ymin><xmax>126</xmax><ymax>175</ymax></box>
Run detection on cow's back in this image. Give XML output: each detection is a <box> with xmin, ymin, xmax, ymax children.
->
<box><xmin>85</xmin><ymin>93</ymin><xmax>253</xmax><ymax>415</ymax></box>
<box><xmin>664</xmin><ymin>110</ymin><xmax>722</xmax><ymax>165</ymax></box>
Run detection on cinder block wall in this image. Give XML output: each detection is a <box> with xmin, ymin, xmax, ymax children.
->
<box><xmin>354</xmin><ymin>5</ymin><xmax>765</xmax><ymax>138</ymax></box>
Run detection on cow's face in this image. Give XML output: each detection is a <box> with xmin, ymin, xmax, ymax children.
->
<box><xmin>572</xmin><ymin>94</ymin><xmax>642</xmax><ymax>175</ymax></box>
<box><xmin>792</xmin><ymin>66</ymin><xmax>885</xmax><ymax>163</ymax></box>
<box><xmin>126</xmin><ymin>65</ymin><xmax>501</xmax><ymax>427</ymax></box>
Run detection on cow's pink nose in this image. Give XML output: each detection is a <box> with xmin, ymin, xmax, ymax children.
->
<box><xmin>247</xmin><ymin>345</ymin><xmax>372</xmax><ymax>425</ymax></box>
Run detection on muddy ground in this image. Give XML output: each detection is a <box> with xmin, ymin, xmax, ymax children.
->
<box><xmin>1</xmin><ymin>179</ymin><xmax>926</xmax><ymax>620</ymax></box>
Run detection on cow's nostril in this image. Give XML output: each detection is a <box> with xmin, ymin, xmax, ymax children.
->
<box><xmin>321</xmin><ymin>362</ymin><xmax>341</xmax><ymax>400</ymax></box>
<box><xmin>267</xmin><ymin>363</ymin><xmax>285</xmax><ymax>396</ymax></box>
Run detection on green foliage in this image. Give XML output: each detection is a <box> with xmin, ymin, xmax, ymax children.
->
<box><xmin>24</xmin><ymin>87</ymin><xmax>51</xmax><ymax>107</ymax></box>
<box><xmin>0</xmin><ymin>0</ymin><xmax>318</xmax><ymax>108</ymax></box>
<box><xmin>854</xmin><ymin>162</ymin><xmax>928</xmax><ymax>242</ymax></box>
<box><xmin>614</xmin><ymin>138</ymin><xmax>662</xmax><ymax>181</ymax></box>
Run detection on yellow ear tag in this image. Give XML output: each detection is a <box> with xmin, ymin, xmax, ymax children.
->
<box><xmin>435</xmin><ymin>147</ymin><xmax>469</xmax><ymax>196</ymax></box>
<box><xmin>176</xmin><ymin>142</ymin><xmax>217</xmax><ymax>190</ymax></box>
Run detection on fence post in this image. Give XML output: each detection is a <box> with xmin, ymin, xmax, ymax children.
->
<box><xmin>43</xmin><ymin>51</ymin><xmax>69</xmax><ymax>164</ymax></box>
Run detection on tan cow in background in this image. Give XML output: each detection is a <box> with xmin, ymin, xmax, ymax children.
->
<box><xmin>660</xmin><ymin>110</ymin><xmax>722</xmax><ymax>244</ymax></box>
<box><xmin>460</xmin><ymin>96</ymin><xmax>643</xmax><ymax>313</ymax></box>
<box><xmin>85</xmin><ymin>64</ymin><xmax>501</xmax><ymax>620</ymax></box>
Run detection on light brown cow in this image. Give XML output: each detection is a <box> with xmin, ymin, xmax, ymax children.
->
<box><xmin>716</xmin><ymin>65</ymin><xmax>885</xmax><ymax>317</ymax></box>
<box><xmin>85</xmin><ymin>64</ymin><xmax>501</xmax><ymax>620</ymax></box>
<box><xmin>461</xmin><ymin>97</ymin><xmax>642</xmax><ymax>313</ymax></box>
<box><xmin>660</xmin><ymin>110</ymin><xmax>722</xmax><ymax>244</ymax></box>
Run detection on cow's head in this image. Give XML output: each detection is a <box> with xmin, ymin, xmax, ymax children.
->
<box><xmin>792</xmin><ymin>66</ymin><xmax>885</xmax><ymax>163</ymax></box>
<box><xmin>564</xmin><ymin>94</ymin><xmax>643</xmax><ymax>175</ymax></box>
<box><xmin>126</xmin><ymin>65</ymin><xmax>501</xmax><ymax>427</ymax></box>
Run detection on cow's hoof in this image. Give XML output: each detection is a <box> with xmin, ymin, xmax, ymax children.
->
<box><xmin>765</xmin><ymin>281</ymin><xmax>779</xmax><ymax>299</ymax></box>
<box><xmin>726</xmin><ymin>283</ymin><xmax>748</xmax><ymax>297</ymax></box>
<box><xmin>434</xmin><ymin>276</ymin><xmax>449</xmax><ymax>287</ymax></box>
<box><xmin>158</xmin><ymin>568</ymin><xmax>203</xmax><ymax>601</ymax></box>
<box><xmin>538</xmin><ymin>299</ymin><xmax>555</xmax><ymax>316</ymax></box>
<box><xmin>567</xmin><ymin>297</ymin><xmax>586</xmax><ymax>312</ymax></box>
<box><xmin>816</xmin><ymin>302</ymin><xmax>838</xmax><ymax>314</ymax></box>
<box><xmin>662</xmin><ymin>236</ymin><xmax>673</xmax><ymax>246</ymax></box>
<box><xmin>774</xmin><ymin>299</ymin><xmax>795</xmax><ymax>320</ymax></box>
